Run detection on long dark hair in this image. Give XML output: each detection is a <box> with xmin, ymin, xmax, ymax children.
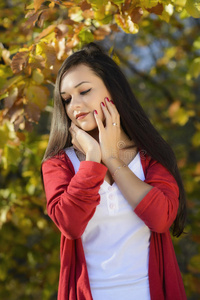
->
<box><xmin>42</xmin><ymin>42</ymin><xmax>186</xmax><ymax>237</ymax></box>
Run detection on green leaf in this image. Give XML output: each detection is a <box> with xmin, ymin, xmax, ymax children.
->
<box><xmin>78</xmin><ymin>28</ymin><xmax>94</xmax><ymax>44</ymax></box>
<box><xmin>191</xmin><ymin>131</ymin><xmax>200</xmax><ymax>147</ymax></box>
<box><xmin>0</xmin><ymin>92</ymin><xmax>9</xmax><ymax>100</ymax></box>
<box><xmin>187</xmin><ymin>57</ymin><xmax>200</xmax><ymax>80</ymax></box>
<box><xmin>193</xmin><ymin>37</ymin><xmax>200</xmax><ymax>50</ymax></box>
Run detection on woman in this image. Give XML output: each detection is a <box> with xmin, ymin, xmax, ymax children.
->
<box><xmin>42</xmin><ymin>42</ymin><xmax>187</xmax><ymax>300</ymax></box>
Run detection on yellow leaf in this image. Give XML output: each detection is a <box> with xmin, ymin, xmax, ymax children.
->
<box><xmin>35</xmin><ymin>41</ymin><xmax>56</xmax><ymax>68</ymax></box>
<box><xmin>24</xmin><ymin>85</ymin><xmax>49</xmax><ymax>110</ymax></box>
<box><xmin>140</xmin><ymin>0</ymin><xmax>159</xmax><ymax>9</ymax></box>
<box><xmin>34</xmin><ymin>0</ymin><xmax>44</xmax><ymax>12</ymax></box>
<box><xmin>185</xmin><ymin>0</ymin><xmax>200</xmax><ymax>18</ymax></box>
<box><xmin>68</xmin><ymin>7</ymin><xmax>84</xmax><ymax>22</ymax></box>
<box><xmin>191</xmin><ymin>131</ymin><xmax>200</xmax><ymax>147</ymax></box>
<box><xmin>49</xmin><ymin>1</ymin><xmax>55</xmax><ymax>8</ymax></box>
<box><xmin>173</xmin><ymin>0</ymin><xmax>187</xmax><ymax>6</ymax></box>
<box><xmin>170</xmin><ymin>107</ymin><xmax>189</xmax><ymax>126</ymax></box>
<box><xmin>187</xmin><ymin>57</ymin><xmax>200</xmax><ymax>80</ymax></box>
<box><xmin>115</xmin><ymin>14</ymin><xmax>139</xmax><ymax>34</ymax></box>
<box><xmin>32</xmin><ymin>69</ymin><xmax>44</xmax><ymax>84</ymax></box>
<box><xmin>193</xmin><ymin>37</ymin><xmax>200</xmax><ymax>50</ymax></box>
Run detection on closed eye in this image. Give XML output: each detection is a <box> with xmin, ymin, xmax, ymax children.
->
<box><xmin>80</xmin><ymin>88</ymin><xmax>91</xmax><ymax>95</ymax></box>
<box><xmin>62</xmin><ymin>97</ymin><xmax>71</xmax><ymax>105</ymax></box>
<box><xmin>61</xmin><ymin>88</ymin><xmax>91</xmax><ymax>105</ymax></box>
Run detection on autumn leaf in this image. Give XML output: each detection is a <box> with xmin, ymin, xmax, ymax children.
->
<box><xmin>24</xmin><ymin>101</ymin><xmax>41</xmax><ymax>123</ymax></box>
<box><xmin>115</xmin><ymin>14</ymin><xmax>139</xmax><ymax>33</ymax></box>
<box><xmin>55</xmin><ymin>24</ymin><xmax>69</xmax><ymax>40</ymax></box>
<box><xmin>34</xmin><ymin>0</ymin><xmax>44</xmax><ymax>12</ymax></box>
<box><xmin>11</xmin><ymin>51</ymin><xmax>29</xmax><ymax>74</ymax></box>
<box><xmin>24</xmin><ymin>85</ymin><xmax>49</xmax><ymax>110</ymax></box>
<box><xmin>147</xmin><ymin>3</ymin><xmax>164</xmax><ymax>15</ymax></box>
<box><xmin>130</xmin><ymin>7</ymin><xmax>144</xmax><ymax>24</ymax></box>
<box><xmin>140</xmin><ymin>0</ymin><xmax>159</xmax><ymax>9</ymax></box>
<box><xmin>28</xmin><ymin>54</ymin><xmax>46</xmax><ymax>70</ymax></box>
<box><xmin>4</xmin><ymin>87</ymin><xmax>18</xmax><ymax>109</ymax></box>
<box><xmin>78</xmin><ymin>28</ymin><xmax>94</xmax><ymax>44</ymax></box>
<box><xmin>35</xmin><ymin>42</ymin><xmax>56</xmax><ymax>68</ymax></box>
<box><xmin>80</xmin><ymin>0</ymin><xmax>92</xmax><ymax>11</ymax></box>
<box><xmin>185</xmin><ymin>0</ymin><xmax>200</xmax><ymax>18</ymax></box>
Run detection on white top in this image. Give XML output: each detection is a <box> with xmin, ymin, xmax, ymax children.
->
<box><xmin>65</xmin><ymin>147</ymin><xmax>151</xmax><ymax>300</ymax></box>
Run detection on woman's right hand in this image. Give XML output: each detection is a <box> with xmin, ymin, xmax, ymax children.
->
<box><xmin>69</xmin><ymin>122</ymin><xmax>101</xmax><ymax>163</ymax></box>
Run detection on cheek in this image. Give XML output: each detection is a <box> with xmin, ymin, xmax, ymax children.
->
<box><xmin>65</xmin><ymin>106</ymin><xmax>72</xmax><ymax>119</ymax></box>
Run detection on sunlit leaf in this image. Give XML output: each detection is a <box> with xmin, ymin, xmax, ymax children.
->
<box><xmin>28</xmin><ymin>54</ymin><xmax>46</xmax><ymax>71</ymax></box>
<box><xmin>115</xmin><ymin>14</ymin><xmax>139</xmax><ymax>33</ymax></box>
<box><xmin>0</xmin><ymin>92</ymin><xmax>9</xmax><ymax>101</ymax></box>
<box><xmin>140</xmin><ymin>0</ymin><xmax>159</xmax><ymax>9</ymax></box>
<box><xmin>35</xmin><ymin>24</ymin><xmax>56</xmax><ymax>41</ymax></box>
<box><xmin>34</xmin><ymin>0</ymin><xmax>44</xmax><ymax>12</ymax></box>
<box><xmin>68</xmin><ymin>7</ymin><xmax>84</xmax><ymax>22</ymax></box>
<box><xmin>185</xmin><ymin>0</ymin><xmax>200</xmax><ymax>18</ymax></box>
<box><xmin>78</xmin><ymin>28</ymin><xmax>94</xmax><ymax>44</ymax></box>
<box><xmin>35</xmin><ymin>41</ymin><xmax>56</xmax><ymax>69</ymax></box>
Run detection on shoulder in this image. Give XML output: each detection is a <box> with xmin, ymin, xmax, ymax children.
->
<box><xmin>139</xmin><ymin>149</ymin><xmax>154</xmax><ymax>175</ymax></box>
<box><xmin>139</xmin><ymin>149</ymin><xmax>179</xmax><ymax>196</ymax></box>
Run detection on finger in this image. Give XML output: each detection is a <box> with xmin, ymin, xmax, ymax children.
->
<box><xmin>70</xmin><ymin>122</ymin><xmax>78</xmax><ymax>131</ymax></box>
<box><xmin>94</xmin><ymin>110</ymin><xmax>105</xmax><ymax>132</ymax></box>
<box><xmin>105</xmin><ymin>97</ymin><xmax>119</xmax><ymax>116</ymax></box>
<box><xmin>101</xmin><ymin>101</ymin><xmax>113</xmax><ymax>125</ymax></box>
<box><xmin>104</xmin><ymin>97</ymin><xmax>120</xmax><ymax>125</ymax></box>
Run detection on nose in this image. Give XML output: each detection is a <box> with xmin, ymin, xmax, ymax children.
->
<box><xmin>70</xmin><ymin>95</ymin><xmax>82</xmax><ymax>109</ymax></box>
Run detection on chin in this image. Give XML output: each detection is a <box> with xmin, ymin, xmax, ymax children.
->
<box><xmin>78</xmin><ymin>122</ymin><xmax>98</xmax><ymax>132</ymax></box>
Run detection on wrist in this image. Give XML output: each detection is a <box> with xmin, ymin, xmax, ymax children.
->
<box><xmin>86</xmin><ymin>150</ymin><xmax>101</xmax><ymax>163</ymax></box>
<box><xmin>104</xmin><ymin>155</ymin><xmax>121</xmax><ymax>167</ymax></box>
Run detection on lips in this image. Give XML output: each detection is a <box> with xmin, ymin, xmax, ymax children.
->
<box><xmin>75</xmin><ymin>112</ymin><xmax>89</xmax><ymax>120</ymax></box>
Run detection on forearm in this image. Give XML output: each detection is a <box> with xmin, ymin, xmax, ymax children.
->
<box><xmin>105</xmin><ymin>157</ymin><xmax>153</xmax><ymax>209</ymax></box>
<box><xmin>42</xmin><ymin>157</ymin><xmax>107</xmax><ymax>239</ymax></box>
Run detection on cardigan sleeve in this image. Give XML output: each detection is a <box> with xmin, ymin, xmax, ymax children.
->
<box><xmin>42</xmin><ymin>154</ymin><xmax>108</xmax><ymax>240</ymax></box>
<box><xmin>134</xmin><ymin>158</ymin><xmax>180</xmax><ymax>233</ymax></box>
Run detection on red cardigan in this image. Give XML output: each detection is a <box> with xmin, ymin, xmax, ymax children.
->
<box><xmin>42</xmin><ymin>150</ymin><xmax>187</xmax><ymax>300</ymax></box>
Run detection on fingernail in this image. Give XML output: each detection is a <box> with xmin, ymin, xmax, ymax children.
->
<box><xmin>101</xmin><ymin>102</ymin><xmax>105</xmax><ymax>106</ymax></box>
<box><xmin>110</xmin><ymin>100</ymin><xmax>114</xmax><ymax>104</ymax></box>
<box><xmin>105</xmin><ymin>97</ymin><xmax>110</xmax><ymax>102</ymax></box>
<box><xmin>94</xmin><ymin>110</ymin><xmax>98</xmax><ymax>114</ymax></box>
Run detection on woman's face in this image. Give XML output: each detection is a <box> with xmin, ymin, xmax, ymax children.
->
<box><xmin>60</xmin><ymin>64</ymin><xmax>111</xmax><ymax>132</ymax></box>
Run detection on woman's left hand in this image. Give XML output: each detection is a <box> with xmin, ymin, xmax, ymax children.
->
<box><xmin>94</xmin><ymin>97</ymin><xmax>121</xmax><ymax>165</ymax></box>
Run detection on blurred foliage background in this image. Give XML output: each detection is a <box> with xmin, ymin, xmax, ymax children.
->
<box><xmin>0</xmin><ymin>0</ymin><xmax>200</xmax><ymax>299</ymax></box>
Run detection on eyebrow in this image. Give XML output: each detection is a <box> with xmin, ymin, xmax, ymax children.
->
<box><xmin>60</xmin><ymin>81</ymin><xmax>90</xmax><ymax>94</ymax></box>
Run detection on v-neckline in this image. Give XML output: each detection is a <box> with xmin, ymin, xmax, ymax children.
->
<box><xmin>71</xmin><ymin>147</ymin><xmax>139</xmax><ymax>188</ymax></box>
<box><xmin>102</xmin><ymin>152</ymin><xmax>139</xmax><ymax>188</ymax></box>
